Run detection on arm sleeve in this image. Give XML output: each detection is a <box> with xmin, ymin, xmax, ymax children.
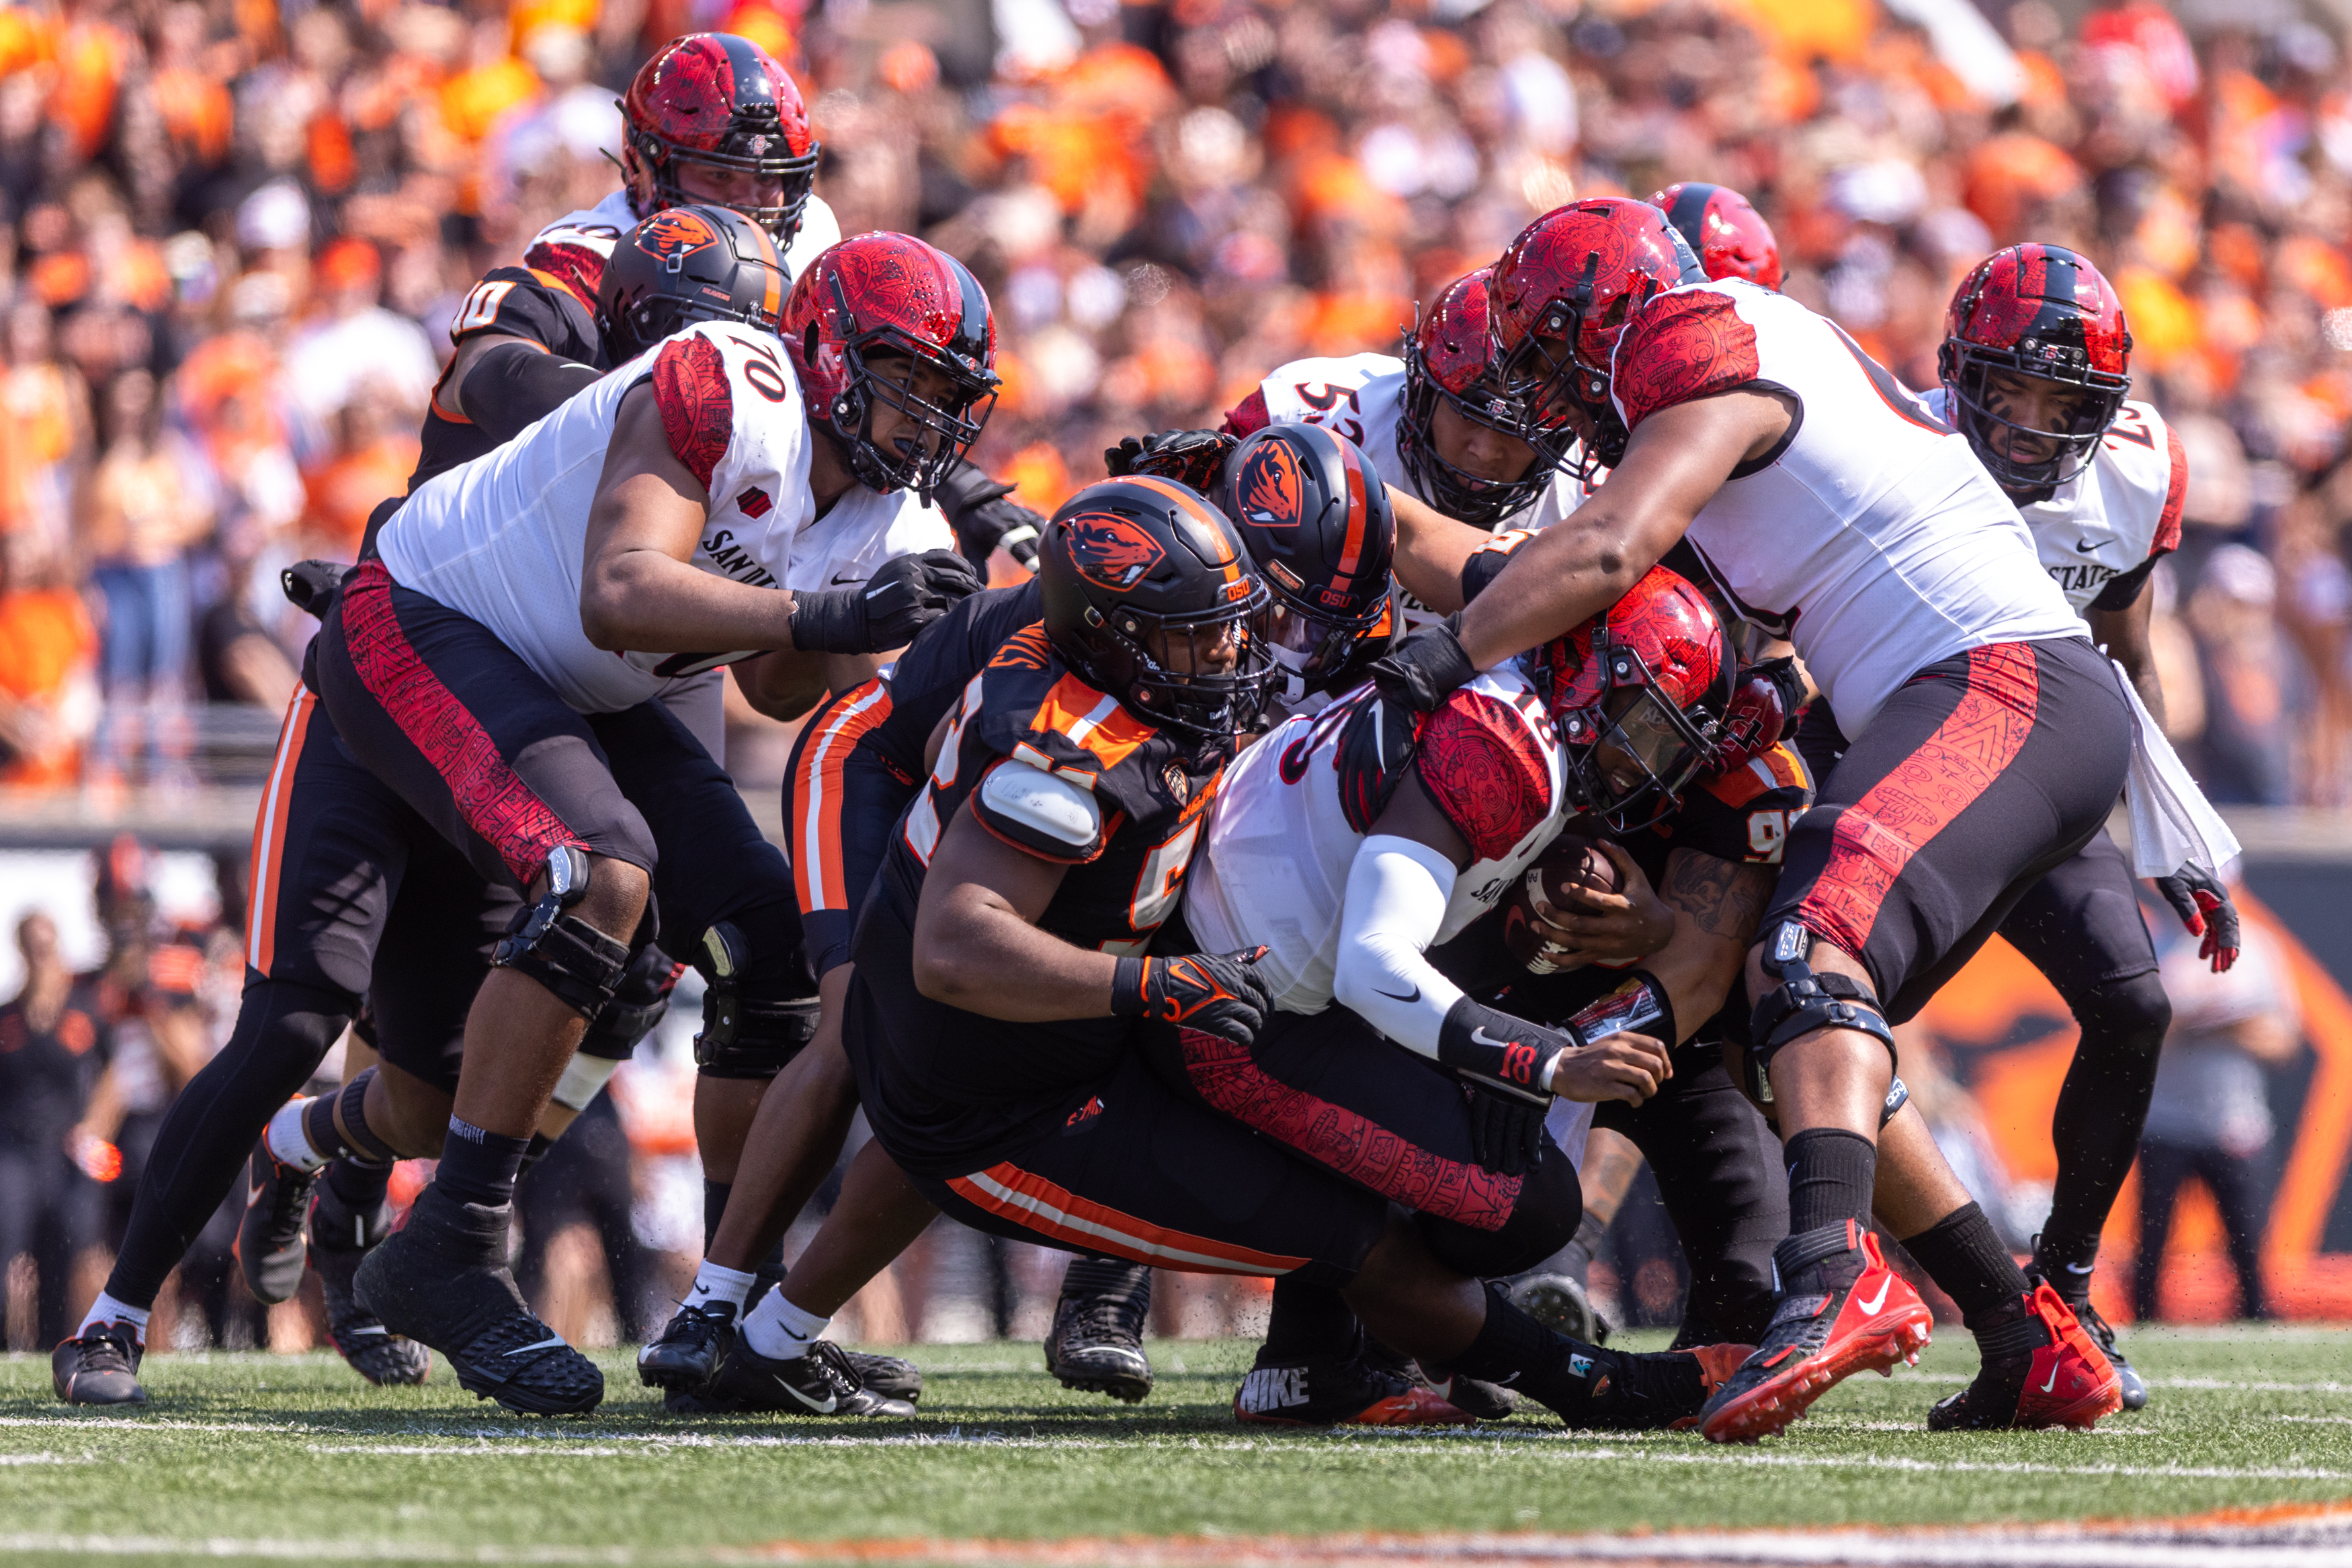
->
<box><xmin>458</xmin><ymin>341</ymin><xmax>601</xmax><ymax>443</ymax></box>
<box><xmin>1333</xmin><ymin>834</ymin><xmax>1467</xmax><ymax>1059</ymax></box>
<box><xmin>1220</xmin><ymin>388</ymin><xmax>1273</xmax><ymax>437</ymax></box>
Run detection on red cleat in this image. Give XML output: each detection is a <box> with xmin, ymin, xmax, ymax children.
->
<box><xmin>1928</xmin><ymin>1282</ymin><xmax>2122</xmax><ymax>1431</ymax></box>
<box><xmin>1699</xmin><ymin>1222</ymin><xmax>1933</xmax><ymax>1445</ymax></box>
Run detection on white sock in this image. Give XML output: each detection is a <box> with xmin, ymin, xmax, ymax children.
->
<box><xmin>741</xmin><ymin>1290</ymin><xmax>830</xmax><ymax>1361</ymax></box>
<box><xmin>683</xmin><ymin>1262</ymin><xmax>756</xmax><ymax>1318</ymax></box>
<box><xmin>79</xmin><ymin>1293</ymin><xmax>152</xmax><ymax>1344</ymax></box>
<box><xmin>265</xmin><ymin>1098</ymin><xmax>327</xmax><ymax>1171</ymax></box>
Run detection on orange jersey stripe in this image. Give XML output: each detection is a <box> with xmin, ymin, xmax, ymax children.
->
<box><xmin>948</xmin><ymin>1161</ymin><xmax>1308</xmax><ymax>1275</ymax></box>
<box><xmin>245</xmin><ymin>683</ymin><xmax>318</xmax><ymax>976</ymax></box>
<box><xmin>792</xmin><ymin>679</ymin><xmax>895</xmax><ymax>915</ymax></box>
<box><xmin>1032</xmin><ymin>671</ymin><xmax>1155</xmax><ymax>773</ymax></box>
<box><xmin>1702</xmin><ymin>741</ymin><xmax>1810</xmax><ymax>807</ymax></box>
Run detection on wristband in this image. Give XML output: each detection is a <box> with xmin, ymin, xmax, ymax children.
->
<box><xmin>1109</xmin><ymin>956</ymin><xmax>1148</xmax><ymax>1017</ymax></box>
<box><xmin>1437</xmin><ymin>996</ymin><xmax>1560</xmax><ymax>1096</ymax></box>
<box><xmin>1563</xmin><ymin>969</ymin><xmax>1676</xmax><ymax>1052</ymax></box>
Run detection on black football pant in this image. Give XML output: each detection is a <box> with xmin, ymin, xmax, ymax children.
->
<box><xmin>0</xmin><ymin>1146</ymin><xmax>98</xmax><ymax>1348</ymax></box>
<box><xmin>2134</xmin><ymin>1137</ymin><xmax>2271</xmax><ymax>1321</ymax></box>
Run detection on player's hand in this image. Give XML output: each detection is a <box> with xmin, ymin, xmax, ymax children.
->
<box><xmin>789</xmin><ymin>550</ymin><xmax>982</xmax><ymax>654</ymax></box>
<box><xmin>1461</xmin><ymin>1072</ymin><xmax>1550</xmax><ymax>1177</ymax></box>
<box><xmin>933</xmin><ymin>460</ymin><xmax>1044</xmax><ymax>572</ymax></box>
<box><xmin>1549</xmin><ymin>1030</ymin><xmax>1673</xmax><ymax>1106</ymax></box>
<box><xmin>2156</xmin><ymin>865</ymin><xmax>2241</xmax><ymax>973</ymax></box>
<box><xmin>1334</xmin><ymin>689</ymin><xmax>1420</xmax><ymax>832</ymax></box>
<box><xmin>1371</xmin><ymin>615</ymin><xmax>1477</xmax><ymax>715</ymax></box>
<box><xmin>1104</xmin><ymin>429</ymin><xmax>1236</xmax><ymax>493</ymax></box>
<box><xmin>1523</xmin><ymin>842</ymin><xmax>1675</xmax><ymax>967</ymax></box>
<box><xmin>1116</xmin><ymin>947</ymin><xmax>1276</xmax><ymax>1046</ymax></box>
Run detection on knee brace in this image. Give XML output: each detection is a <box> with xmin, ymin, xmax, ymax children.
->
<box><xmin>692</xmin><ymin>921</ymin><xmax>821</xmax><ymax>1081</ymax></box>
<box><xmin>1744</xmin><ymin>920</ymin><xmax>1896</xmax><ymax>1106</ymax></box>
<box><xmin>580</xmin><ymin>945</ymin><xmax>683</xmax><ymax>1061</ymax></box>
<box><xmin>492</xmin><ymin>847</ymin><xmax>630</xmax><ymax>1018</ymax></box>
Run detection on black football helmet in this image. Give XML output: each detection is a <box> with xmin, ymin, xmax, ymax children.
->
<box><xmin>1038</xmin><ymin>476</ymin><xmax>1275</xmax><ymax>744</ymax></box>
<box><xmin>597</xmin><ymin>205</ymin><xmax>789</xmax><ymax>363</ymax></box>
<box><xmin>1215</xmin><ymin>421</ymin><xmax>1396</xmax><ymax>707</ymax></box>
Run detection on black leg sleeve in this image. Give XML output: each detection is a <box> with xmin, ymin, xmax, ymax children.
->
<box><xmin>2042</xmin><ymin>971</ymin><xmax>2171</xmax><ymax>1262</ymax></box>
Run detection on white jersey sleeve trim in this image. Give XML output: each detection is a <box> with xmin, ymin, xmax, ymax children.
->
<box><xmin>1333</xmin><ymin>834</ymin><xmax>1466</xmax><ymax>1059</ymax></box>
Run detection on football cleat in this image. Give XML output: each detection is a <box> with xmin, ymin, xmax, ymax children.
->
<box><xmin>52</xmin><ymin>1321</ymin><xmax>147</xmax><ymax>1407</ymax></box>
<box><xmin>638</xmin><ymin>1301</ymin><xmax>734</xmax><ymax>1394</ymax></box>
<box><xmin>1363</xmin><ymin>1335</ymin><xmax>1519</xmax><ymax>1420</ymax></box>
<box><xmin>1508</xmin><ymin>1272</ymin><xmax>1609</xmax><ymax>1345</ymax></box>
<box><xmin>1233</xmin><ymin>1353</ymin><xmax>1476</xmax><ymax>1428</ymax></box>
<box><xmin>845</xmin><ymin>1349</ymin><xmax>923</xmax><ymax>1403</ymax></box>
<box><xmin>2028</xmin><ymin>1258</ymin><xmax>2145</xmax><ymax>1412</ymax></box>
<box><xmin>353</xmin><ymin>1183</ymin><xmax>603</xmax><ymax>1415</ymax></box>
<box><xmin>1044</xmin><ymin>1261</ymin><xmax>1154</xmax><ymax>1403</ymax></box>
<box><xmin>706</xmin><ymin>1336</ymin><xmax>918</xmax><ymax>1417</ymax></box>
<box><xmin>1699</xmin><ymin>1222</ymin><xmax>1933</xmax><ymax>1445</ymax></box>
<box><xmin>1927</xmin><ymin>1282</ymin><xmax>2122</xmax><ymax>1431</ymax></box>
<box><xmin>1548</xmin><ymin>1342</ymin><xmax>1750</xmax><ymax>1432</ymax></box>
<box><xmin>310</xmin><ymin>1176</ymin><xmax>429</xmax><ymax>1386</ymax></box>
<box><xmin>235</xmin><ymin>1133</ymin><xmax>321</xmax><ymax>1306</ymax></box>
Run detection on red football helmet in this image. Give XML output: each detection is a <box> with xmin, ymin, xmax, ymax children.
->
<box><xmin>1398</xmin><ymin>267</ymin><xmax>1559</xmax><ymax>527</ymax></box>
<box><xmin>1489</xmin><ymin>198</ymin><xmax>1705</xmax><ymax>482</ymax></box>
<box><xmin>623</xmin><ymin>34</ymin><xmax>822</xmax><ymax>243</ymax></box>
<box><xmin>782</xmin><ymin>232</ymin><xmax>1000</xmax><ymax>503</ymax></box>
<box><xmin>1648</xmin><ymin>183</ymin><xmax>1782</xmax><ymax>290</ymax></box>
<box><xmin>1939</xmin><ymin>243</ymin><xmax>2132</xmax><ymax>492</ymax></box>
<box><xmin>1531</xmin><ymin>564</ymin><xmax>1734</xmax><ymax>832</ymax></box>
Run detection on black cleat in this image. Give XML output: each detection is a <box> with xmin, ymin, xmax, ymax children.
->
<box><xmin>1363</xmin><ymin>1334</ymin><xmax>1518</xmax><ymax>1420</ymax></box>
<box><xmin>638</xmin><ymin>1301</ymin><xmax>734</xmax><ymax>1394</ymax></box>
<box><xmin>353</xmin><ymin>1183</ymin><xmax>601</xmax><ymax>1415</ymax></box>
<box><xmin>1044</xmin><ymin>1258</ymin><xmax>1154</xmax><ymax>1403</ymax></box>
<box><xmin>845</xmin><ymin>1350</ymin><xmax>923</xmax><ymax>1403</ymax></box>
<box><xmin>1234</xmin><ymin>1351</ymin><xmax>1476</xmax><ymax>1427</ymax></box>
<box><xmin>310</xmin><ymin>1178</ymin><xmax>429</xmax><ymax>1387</ymax></box>
<box><xmin>236</xmin><ymin>1134</ymin><xmax>322</xmax><ymax>1306</ymax></box>
<box><xmin>708</xmin><ymin>1336</ymin><xmax>917</xmax><ymax>1417</ymax></box>
<box><xmin>52</xmin><ymin>1321</ymin><xmax>146</xmax><ymax>1407</ymax></box>
<box><xmin>2028</xmin><ymin>1260</ymin><xmax>2146</xmax><ymax>1412</ymax></box>
<box><xmin>1508</xmin><ymin>1272</ymin><xmax>1609</xmax><ymax>1345</ymax></box>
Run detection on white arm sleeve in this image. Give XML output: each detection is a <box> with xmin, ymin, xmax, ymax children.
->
<box><xmin>1333</xmin><ymin>834</ymin><xmax>1466</xmax><ymax>1061</ymax></box>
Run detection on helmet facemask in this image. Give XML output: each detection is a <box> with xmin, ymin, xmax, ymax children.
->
<box><xmin>1550</xmin><ymin>634</ymin><xmax>1724</xmax><ymax>834</ymax></box>
<box><xmin>1262</xmin><ymin>587</ymin><xmax>1392</xmax><ymax>709</ymax></box>
<box><xmin>1398</xmin><ymin>327</ymin><xmax>1556</xmax><ymax>527</ymax></box>
<box><xmin>1938</xmin><ymin>340</ymin><xmax>2128</xmax><ymax>494</ymax></box>
<box><xmin>808</xmin><ymin>285</ymin><xmax>998</xmax><ymax>505</ymax></box>
<box><xmin>1493</xmin><ymin>261</ymin><xmax>1628</xmax><ymax>488</ymax></box>
<box><xmin>1081</xmin><ymin>590</ymin><xmax>1278</xmax><ymax>742</ymax></box>
<box><xmin>628</xmin><ymin>124</ymin><xmax>821</xmax><ymax>245</ymax></box>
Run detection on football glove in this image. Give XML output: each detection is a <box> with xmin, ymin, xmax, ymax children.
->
<box><xmin>1104</xmin><ymin>429</ymin><xmax>1236</xmax><ymax>494</ymax></box>
<box><xmin>1112</xmin><ymin>947</ymin><xmax>1275</xmax><ymax>1046</ymax></box>
<box><xmin>1462</xmin><ymin>1074</ymin><xmax>1550</xmax><ymax>1178</ymax></box>
<box><xmin>1333</xmin><ymin>689</ymin><xmax>1421</xmax><ymax>833</ymax></box>
<box><xmin>789</xmin><ymin>550</ymin><xmax>982</xmax><ymax>654</ymax></box>
<box><xmin>1371</xmin><ymin>615</ymin><xmax>1478</xmax><ymax>715</ymax></box>
<box><xmin>2156</xmin><ymin>864</ymin><xmax>2240</xmax><ymax>973</ymax></box>
<box><xmin>934</xmin><ymin>458</ymin><xmax>1044</xmax><ymax>572</ymax></box>
<box><xmin>1438</xmin><ymin>998</ymin><xmax>1568</xmax><ymax>1177</ymax></box>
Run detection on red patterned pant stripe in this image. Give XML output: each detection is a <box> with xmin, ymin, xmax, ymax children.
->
<box><xmin>1795</xmin><ymin>643</ymin><xmax>2040</xmax><ymax>961</ymax></box>
<box><xmin>339</xmin><ymin>560</ymin><xmax>589</xmax><ymax>886</ymax></box>
<box><xmin>1177</xmin><ymin>1028</ymin><xmax>1519</xmax><ymax>1231</ymax></box>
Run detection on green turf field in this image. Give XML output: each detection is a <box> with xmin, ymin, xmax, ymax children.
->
<box><xmin>5</xmin><ymin>1327</ymin><xmax>2352</xmax><ymax>1565</ymax></box>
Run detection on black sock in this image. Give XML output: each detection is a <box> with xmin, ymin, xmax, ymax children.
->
<box><xmin>1261</xmin><ymin>1276</ymin><xmax>1358</xmax><ymax>1364</ymax></box>
<box><xmin>2044</xmin><ymin>973</ymin><xmax>2167</xmax><ymax>1258</ymax></box>
<box><xmin>1443</xmin><ymin>1289</ymin><xmax>1628</xmax><ymax>1424</ymax></box>
<box><xmin>1786</xmin><ymin>1127</ymin><xmax>1877</xmax><ymax>1236</ymax></box>
<box><xmin>324</xmin><ymin>1156</ymin><xmax>392</xmax><ymax>1213</ymax></box>
<box><xmin>702</xmin><ymin>1180</ymin><xmax>731</xmax><ymax>1252</ymax></box>
<box><xmin>301</xmin><ymin>1070</ymin><xmax>398</xmax><ymax>1165</ymax></box>
<box><xmin>1902</xmin><ymin>1201</ymin><xmax>2027</xmax><ymax>1322</ymax></box>
<box><xmin>436</xmin><ymin>1116</ymin><xmax>532</xmax><ymax>1209</ymax></box>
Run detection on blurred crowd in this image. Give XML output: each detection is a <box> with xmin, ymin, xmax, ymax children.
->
<box><xmin>2</xmin><ymin>0</ymin><xmax>2352</xmax><ymax>798</ymax></box>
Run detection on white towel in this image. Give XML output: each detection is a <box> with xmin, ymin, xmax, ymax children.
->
<box><xmin>2111</xmin><ymin>659</ymin><xmax>2240</xmax><ymax>879</ymax></box>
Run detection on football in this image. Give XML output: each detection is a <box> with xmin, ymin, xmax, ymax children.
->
<box><xmin>1499</xmin><ymin>834</ymin><xmax>1622</xmax><ymax>975</ymax></box>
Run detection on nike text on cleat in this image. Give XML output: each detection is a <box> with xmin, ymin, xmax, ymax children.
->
<box><xmin>52</xmin><ymin>1321</ymin><xmax>146</xmax><ymax>1407</ymax></box>
<box><xmin>706</xmin><ymin>1336</ymin><xmax>917</xmax><ymax>1418</ymax></box>
<box><xmin>1232</xmin><ymin>1354</ymin><xmax>1476</xmax><ymax>1428</ymax></box>
<box><xmin>1699</xmin><ymin>1223</ymin><xmax>1933</xmax><ymax>1445</ymax></box>
<box><xmin>235</xmin><ymin>1134</ymin><xmax>322</xmax><ymax>1306</ymax></box>
<box><xmin>1928</xmin><ymin>1282</ymin><xmax>2122</xmax><ymax>1432</ymax></box>
<box><xmin>1045</xmin><ymin>1266</ymin><xmax>1155</xmax><ymax>1403</ymax></box>
<box><xmin>308</xmin><ymin>1178</ymin><xmax>429</xmax><ymax>1387</ymax></box>
<box><xmin>637</xmin><ymin>1301</ymin><xmax>735</xmax><ymax>1395</ymax></box>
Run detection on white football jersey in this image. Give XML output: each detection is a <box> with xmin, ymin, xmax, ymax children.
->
<box><xmin>1921</xmin><ymin>390</ymin><xmax>2183</xmax><ymax>617</ymax></box>
<box><xmin>1611</xmin><ymin>280</ymin><xmax>2083</xmax><ymax>738</ymax></box>
<box><xmin>1185</xmin><ymin>662</ymin><xmax>1572</xmax><ymax>1016</ymax></box>
<box><xmin>377</xmin><ymin>320</ymin><xmax>950</xmax><ymax>713</ymax></box>
<box><xmin>520</xmin><ymin>188</ymin><xmax>841</xmax><ymax>302</ymax></box>
<box><xmin>1238</xmin><ymin>354</ymin><xmax>1587</xmax><ymax>627</ymax></box>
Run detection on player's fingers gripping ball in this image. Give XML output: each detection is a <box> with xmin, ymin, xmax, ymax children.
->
<box><xmin>1502</xmin><ymin>834</ymin><xmax>1628</xmax><ymax>973</ymax></box>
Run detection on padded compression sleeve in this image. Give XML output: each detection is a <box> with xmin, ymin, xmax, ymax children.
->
<box><xmin>458</xmin><ymin>340</ymin><xmax>601</xmax><ymax>443</ymax></box>
<box><xmin>1333</xmin><ymin>834</ymin><xmax>1465</xmax><ymax>1059</ymax></box>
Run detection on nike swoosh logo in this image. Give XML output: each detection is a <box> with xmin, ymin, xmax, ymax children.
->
<box><xmin>1470</xmin><ymin>1027</ymin><xmax>1515</xmax><ymax>1049</ymax></box>
<box><xmin>2065</xmin><ymin>1262</ymin><xmax>2095</xmax><ymax>1274</ymax></box>
<box><xmin>2074</xmin><ymin>539</ymin><xmax>2100</xmax><ymax>554</ymax></box>
<box><xmin>777</xmin><ymin>1378</ymin><xmax>838</xmax><ymax>1414</ymax></box>
<box><xmin>1373</xmin><ymin>983</ymin><xmax>1421</xmax><ymax>1003</ymax></box>
<box><xmin>1855</xmin><ymin>1276</ymin><xmax>1892</xmax><ymax>1315</ymax></box>
<box><xmin>2040</xmin><ymin>1365</ymin><xmax>2061</xmax><ymax>1394</ymax></box>
<box><xmin>831</xmin><ymin>572</ymin><xmax>864</xmax><ymax>584</ymax></box>
<box><xmin>504</xmin><ymin>1334</ymin><xmax>568</xmax><ymax>1358</ymax></box>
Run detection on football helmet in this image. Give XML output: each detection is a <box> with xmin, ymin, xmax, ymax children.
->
<box><xmin>1939</xmin><ymin>243</ymin><xmax>2132</xmax><ymax>492</ymax></box>
<box><xmin>1038</xmin><ymin>476</ymin><xmax>1275</xmax><ymax>744</ymax></box>
<box><xmin>622</xmin><ymin>33</ymin><xmax>822</xmax><ymax>243</ymax></box>
<box><xmin>782</xmin><ymin>232</ymin><xmax>999</xmax><ymax>503</ymax></box>
<box><xmin>1489</xmin><ymin>198</ymin><xmax>1705</xmax><ymax>482</ymax></box>
<box><xmin>1531</xmin><ymin>564</ymin><xmax>1733</xmax><ymax>832</ymax></box>
<box><xmin>1216</xmin><ymin>421</ymin><xmax>1396</xmax><ymax>707</ymax></box>
<box><xmin>1398</xmin><ymin>267</ymin><xmax>1559</xmax><ymax>527</ymax></box>
<box><xmin>597</xmin><ymin>205</ymin><xmax>789</xmax><ymax>363</ymax></box>
<box><xmin>1649</xmin><ymin>183</ymin><xmax>1782</xmax><ymax>290</ymax></box>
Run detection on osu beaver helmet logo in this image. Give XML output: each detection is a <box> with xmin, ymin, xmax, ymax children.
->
<box><xmin>1062</xmin><ymin>512</ymin><xmax>1167</xmax><ymax>591</ymax></box>
<box><xmin>1237</xmin><ymin>443</ymin><xmax>1303</xmax><ymax>527</ymax></box>
<box><xmin>634</xmin><ymin>209</ymin><xmax>722</xmax><ymax>261</ymax></box>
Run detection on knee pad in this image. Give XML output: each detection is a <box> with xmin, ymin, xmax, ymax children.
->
<box><xmin>2072</xmin><ymin>970</ymin><xmax>2171</xmax><ymax>1058</ymax></box>
<box><xmin>492</xmin><ymin>847</ymin><xmax>630</xmax><ymax>1018</ymax></box>
<box><xmin>1745</xmin><ymin>921</ymin><xmax>1895</xmax><ymax>1105</ymax></box>
<box><xmin>691</xmin><ymin>921</ymin><xmax>820</xmax><ymax>1081</ymax></box>
<box><xmin>579</xmin><ymin>945</ymin><xmax>683</xmax><ymax>1063</ymax></box>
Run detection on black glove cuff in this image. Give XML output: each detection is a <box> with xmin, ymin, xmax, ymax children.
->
<box><xmin>1110</xmin><ymin>956</ymin><xmax>1149</xmax><ymax>1017</ymax></box>
<box><xmin>1376</xmin><ymin>616</ymin><xmax>1479</xmax><ymax>713</ymax></box>
<box><xmin>788</xmin><ymin>587</ymin><xmax>864</xmax><ymax>654</ymax></box>
<box><xmin>1439</xmin><ymin>996</ymin><xmax>1558</xmax><ymax>1096</ymax></box>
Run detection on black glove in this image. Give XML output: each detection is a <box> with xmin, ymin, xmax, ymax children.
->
<box><xmin>1371</xmin><ymin>615</ymin><xmax>1479</xmax><ymax>715</ymax></box>
<box><xmin>933</xmin><ymin>458</ymin><xmax>1045</xmax><ymax>572</ymax></box>
<box><xmin>1112</xmin><ymin>947</ymin><xmax>1275</xmax><ymax>1045</ymax></box>
<box><xmin>1105</xmin><ymin>429</ymin><xmax>1236</xmax><ymax>494</ymax></box>
<box><xmin>788</xmin><ymin>549</ymin><xmax>982</xmax><ymax>654</ymax></box>
<box><xmin>1333</xmin><ymin>688</ymin><xmax>1421</xmax><ymax>833</ymax></box>
<box><xmin>1439</xmin><ymin>996</ymin><xmax>1568</xmax><ymax>1173</ymax></box>
<box><xmin>1463</xmin><ymin>1074</ymin><xmax>1550</xmax><ymax>1178</ymax></box>
<box><xmin>2156</xmin><ymin>864</ymin><xmax>2241</xmax><ymax>973</ymax></box>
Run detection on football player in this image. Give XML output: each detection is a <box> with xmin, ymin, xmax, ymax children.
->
<box><xmin>298</xmin><ymin>219</ymin><xmax>990</xmax><ymax>1415</ymax></box>
<box><xmin>1650</xmin><ymin>183</ymin><xmax>1783</xmax><ymax>290</ymax></box>
<box><xmin>1372</xmin><ymin>198</ymin><xmax>2139</xmax><ymax>1441</ymax></box>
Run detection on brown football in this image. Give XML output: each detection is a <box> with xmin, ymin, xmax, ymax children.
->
<box><xmin>1499</xmin><ymin>834</ymin><xmax>1623</xmax><ymax>975</ymax></box>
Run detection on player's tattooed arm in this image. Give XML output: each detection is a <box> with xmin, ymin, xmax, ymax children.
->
<box><xmin>1638</xmin><ymin>847</ymin><xmax>1777</xmax><ymax>1040</ymax></box>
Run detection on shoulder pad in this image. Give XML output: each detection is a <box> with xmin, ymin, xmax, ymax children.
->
<box><xmin>1417</xmin><ymin>686</ymin><xmax>1559</xmax><ymax>862</ymax></box>
<box><xmin>980</xmin><ymin>659</ymin><xmax>1159</xmax><ymax>783</ymax></box>
<box><xmin>976</xmin><ymin>756</ymin><xmax>1105</xmax><ymax>863</ymax></box>
<box><xmin>1613</xmin><ymin>286</ymin><xmax>1761</xmax><ymax>433</ymax></box>
<box><xmin>448</xmin><ymin>267</ymin><xmax>595</xmax><ymax>348</ymax></box>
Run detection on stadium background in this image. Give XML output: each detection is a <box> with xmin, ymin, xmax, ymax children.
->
<box><xmin>4</xmin><ymin>0</ymin><xmax>2352</xmax><ymax>1350</ymax></box>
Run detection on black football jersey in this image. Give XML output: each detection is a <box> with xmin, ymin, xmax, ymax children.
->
<box><xmin>399</xmin><ymin>263</ymin><xmax>606</xmax><ymax>506</ymax></box>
